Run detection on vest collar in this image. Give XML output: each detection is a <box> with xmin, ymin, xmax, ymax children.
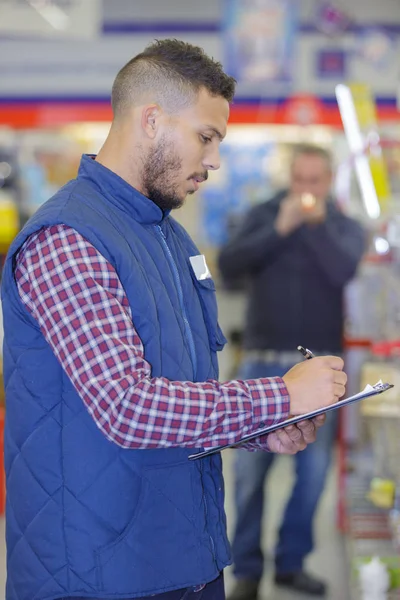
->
<box><xmin>78</xmin><ymin>154</ymin><xmax>170</xmax><ymax>225</ymax></box>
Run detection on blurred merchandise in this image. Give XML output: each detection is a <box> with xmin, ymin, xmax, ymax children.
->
<box><xmin>314</xmin><ymin>1</ymin><xmax>350</xmax><ymax>37</ymax></box>
<box><xmin>316</xmin><ymin>48</ymin><xmax>347</xmax><ymax>79</ymax></box>
<box><xmin>367</xmin><ymin>479</ymin><xmax>396</xmax><ymax>511</ymax></box>
<box><xmin>223</xmin><ymin>0</ymin><xmax>298</xmax><ymax>86</ymax></box>
<box><xmin>0</xmin><ymin>124</ymin><xmax>110</xmax><ymax>219</ymax></box>
<box><xmin>0</xmin><ymin>196</ymin><xmax>19</xmax><ymax>255</ymax></box>
<box><xmin>0</xmin><ymin>138</ymin><xmax>21</xmax><ymax>267</ymax></box>
<box><xmin>356</xmin><ymin>27</ymin><xmax>395</xmax><ymax>68</ymax></box>
<box><xmin>358</xmin><ymin>555</ymin><xmax>390</xmax><ymax>600</ymax></box>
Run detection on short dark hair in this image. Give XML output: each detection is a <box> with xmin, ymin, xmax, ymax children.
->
<box><xmin>291</xmin><ymin>144</ymin><xmax>333</xmax><ymax>170</ymax></box>
<box><xmin>111</xmin><ymin>38</ymin><xmax>236</xmax><ymax>118</ymax></box>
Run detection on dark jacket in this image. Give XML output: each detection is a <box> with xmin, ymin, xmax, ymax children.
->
<box><xmin>218</xmin><ymin>190</ymin><xmax>366</xmax><ymax>353</ymax></box>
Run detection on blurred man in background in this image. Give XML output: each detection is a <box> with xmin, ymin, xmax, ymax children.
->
<box><xmin>219</xmin><ymin>144</ymin><xmax>365</xmax><ymax>598</ymax></box>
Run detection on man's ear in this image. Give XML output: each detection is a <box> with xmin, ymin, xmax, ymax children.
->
<box><xmin>141</xmin><ymin>104</ymin><xmax>162</xmax><ymax>139</ymax></box>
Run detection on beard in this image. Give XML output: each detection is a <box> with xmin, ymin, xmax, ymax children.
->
<box><xmin>141</xmin><ymin>135</ymin><xmax>186</xmax><ymax>212</ymax></box>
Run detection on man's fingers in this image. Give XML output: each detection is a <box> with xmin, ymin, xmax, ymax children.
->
<box><xmin>280</xmin><ymin>425</ymin><xmax>307</xmax><ymax>451</ymax></box>
<box><xmin>324</xmin><ymin>356</ymin><xmax>345</xmax><ymax>371</ymax></box>
<box><xmin>268</xmin><ymin>417</ymin><xmax>323</xmax><ymax>454</ymax></box>
<box><xmin>275</xmin><ymin>429</ymin><xmax>297</xmax><ymax>454</ymax></box>
<box><xmin>268</xmin><ymin>413</ymin><xmax>326</xmax><ymax>454</ymax></box>
<box><xmin>330</xmin><ymin>369</ymin><xmax>346</xmax><ymax>399</ymax></box>
<box><xmin>312</xmin><ymin>414</ymin><xmax>326</xmax><ymax>428</ymax></box>
<box><xmin>283</xmin><ymin>355</ymin><xmax>347</xmax><ymax>415</ymax></box>
<box><xmin>333</xmin><ymin>371</ymin><xmax>347</xmax><ymax>386</ymax></box>
<box><xmin>334</xmin><ymin>384</ymin><xmax>346</xmax><ymax>399</ymax></box>
<box><xmin>296</xmin><ymin>419</ymin><xmax>317</xmax><ymax>443</ymax></box>
<box><xmin>283</xmin><ymin>425</ymin><xmax>302</xmax><ymax>442</ymax></box>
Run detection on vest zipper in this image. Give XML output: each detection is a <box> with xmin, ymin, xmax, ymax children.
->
<box><xmin>156</xmin><ymin>224</ymin><xmax>216</xmax><ymax>567</ymax></box>
<box><xmin>155</xmin><ymin>224</ymin><xmax>198</xmax><ymax>377</ymax></box>
<box><xmin>200</xmin><ymin>458</ymin><xmax>218</xmax><ymax>569</ymax></box>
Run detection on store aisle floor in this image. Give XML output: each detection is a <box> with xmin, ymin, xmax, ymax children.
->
<box><xmin>0</xmin><ymin>452</ymin><xmax>349</xmax><ymax>600</ymax></box>
<box><xmin>222</xmin><ymin>449</ymin><xmax>350</xmax><ymax>600</ymax></box>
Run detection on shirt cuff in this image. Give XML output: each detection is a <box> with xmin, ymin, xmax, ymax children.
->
<box><xmin>246</xmin><ymin>376</ymin><xmax>291</xmax><ymax>429</ymax></box>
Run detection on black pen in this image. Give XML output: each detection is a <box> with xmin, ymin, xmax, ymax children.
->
<box><xmin>297</xmin><ymin>345</ymin><xmax>315</xmax><ymax>360</ymax></box>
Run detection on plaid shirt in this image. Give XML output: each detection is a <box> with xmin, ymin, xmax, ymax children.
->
<box><xmin>15</xmin><ymin>224</ymin><xmax>290</xmax><ymax>451</ymax></box>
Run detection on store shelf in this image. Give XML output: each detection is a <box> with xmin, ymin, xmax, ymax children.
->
<box><xmin>341</xmin><ymin>451</ymin><xmax>400</xmax><ymax>599</ymax></box>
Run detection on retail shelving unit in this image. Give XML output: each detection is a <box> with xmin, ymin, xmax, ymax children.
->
<box><xmin>345</xmin><ymin>466</ymin><xmax>400</xmax><ymax>598</ymax></box>
<box><xmin>337</xmin><ymin>238</ymin><xmax>400</xmax><ymax>596</ymax></box>
<box><xmin>339</xmin><ymin>401</ymin><xmax>400</xmax><ymax>598</ymax></box>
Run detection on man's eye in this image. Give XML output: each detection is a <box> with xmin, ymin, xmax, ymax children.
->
<box><xmin>201</xmin><ymin>135</ymin><xmax>212</xmax><ymax>144</ymax></box>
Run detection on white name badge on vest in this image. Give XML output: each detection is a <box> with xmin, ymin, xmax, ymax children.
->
<box><xmin>189</xmin><ymin>255</ymin><xmax>211</xmax><ymax>281</ymax></box>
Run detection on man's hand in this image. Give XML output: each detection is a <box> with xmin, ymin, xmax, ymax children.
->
<box><xmin>283</xmin><ymin>356</ymin><xmax>346</xmax><ymax>415</ymax></box>
<box><xmin>266</xmin><ymin>414</ymin><xmax>326</xmax><ymax>454</ymax></box>
<box><xmin>302</xmin><ymin>196</ymin><xmax>327</xmax><ymax>225</ymax></box>
<box><xmin>275</xmin><ymin>195</ymin><xmax>305</xmax><ymax>237</ymax></box>
<box><xmin>275</xmin><ymin>194</ymin><xmax>328</xmax><ymax>237</ymax></box>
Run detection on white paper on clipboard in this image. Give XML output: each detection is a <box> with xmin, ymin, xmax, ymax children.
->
<box><xmin>189</xmin><ymin>381</ymin><xmax>394</xmax><ymax>461</ymax></box>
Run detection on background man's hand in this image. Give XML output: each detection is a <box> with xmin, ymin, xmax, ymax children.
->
<box><xmin>302</xmin><ymin>195</ymin><xmax>327</xmax><ymax>225</ymax></box>
<box><xmin>282</xmin><ymin>356</ymin><xmax>346</xmax><ymax>415</ymax></box>
<box><xmin>266</xmin><ymin>414</ymin><xmax>326</xmax><ymax>454</ymax></box>
<box><xmin>275</xmin><ymin>194</ymin><xmax>328</xmax><ymax>237</ymax></box>
<box><xmin>275</xmin><ymin>194</ymin><xmax>305</xmax><ymax>237</ymax></box>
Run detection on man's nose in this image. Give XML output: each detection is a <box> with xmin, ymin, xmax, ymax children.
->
<box><xmin>203</xmin><ymin>146</ymin><xmax>221</xmax><ymax>171</ymax></box>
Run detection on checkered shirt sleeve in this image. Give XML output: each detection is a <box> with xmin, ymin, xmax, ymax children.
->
<box><xmin>15</xmin><ymin>224</ymin><xmax>290</xmax><ymax>449</ymax></box>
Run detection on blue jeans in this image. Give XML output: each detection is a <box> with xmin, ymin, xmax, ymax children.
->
<box><xmin>59</xmin><ymin>572</ymin><xmax>224</xmax><ymax>600</ymax></box>
<box><xmin>231</xmin><ymin>360</ymin><xmax>337</xmax><ymax>579</ymax></box>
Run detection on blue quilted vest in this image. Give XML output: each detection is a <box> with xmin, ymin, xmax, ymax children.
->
<box><xmin>1</xmin><ymin>155</ymin><xmax>231</xmax><ymax>600</ymax></box>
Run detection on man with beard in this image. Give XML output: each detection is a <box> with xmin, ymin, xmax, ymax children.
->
<box><xmin>1</xmin><ymin>40</ymin><xmax>347</xmax><ymax>600</ymax></box>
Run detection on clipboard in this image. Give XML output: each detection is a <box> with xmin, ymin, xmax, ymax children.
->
<box><xmin>188</xmin><ymin>381</ymin><xmax>394</xmax><ymax>461</ymax></box>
